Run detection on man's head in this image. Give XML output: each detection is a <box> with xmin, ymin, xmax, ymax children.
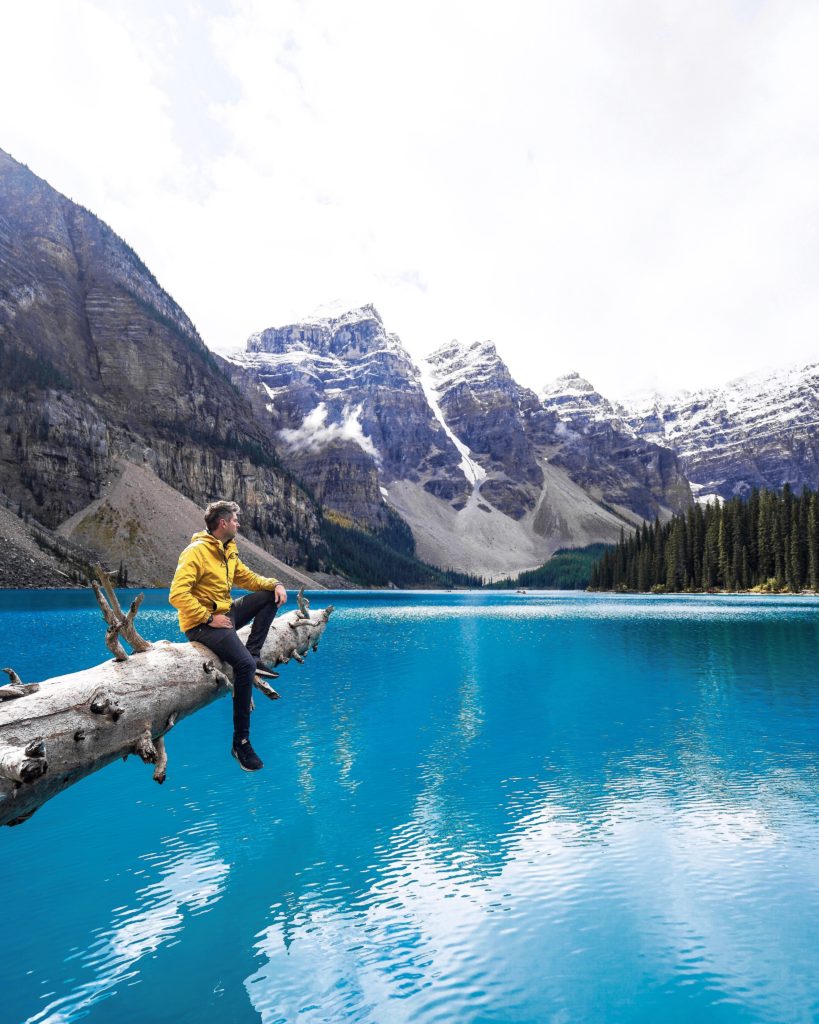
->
<box><xmin>205</xmin><ymin>500</ymin><xmax>241</xmax><ymax>541</ymax></box>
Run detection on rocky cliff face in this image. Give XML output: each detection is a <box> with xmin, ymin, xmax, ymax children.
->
<box><xmin>424</xmin><ymin>350</ymin><xmax>691</xmax><ymax>525</ymax></box>
<box><xmin>620</xmin><ymin>364</ymin><xmax>819</xmax><ymax>501</ymax></box>
<box><xmin>424</xmin><ymin>340</ymin><xmax>543</xmax><ymax>519</ymax></box>
<box><xmin>539</xmin><ymin>373</ymin><xmax>693</xmax><ymax>521</ymax></box>
<box><xmin>0</xmin><ymin>148</ymin><xmax>321</xmax><ymax>569</ymax></box>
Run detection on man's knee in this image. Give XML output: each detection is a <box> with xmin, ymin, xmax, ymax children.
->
<box><xmin>235</xmin><ymin>647</ymin><xmax>257</xmax><ymax>675</ymax></box>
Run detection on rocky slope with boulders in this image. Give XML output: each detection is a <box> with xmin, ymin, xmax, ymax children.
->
<box><xmin>0</xmin><ymin>499</ymin><xmax>94</xmax><ymax>588</ymax></box>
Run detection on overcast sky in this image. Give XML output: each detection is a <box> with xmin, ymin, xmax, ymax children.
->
<box><xmin>2</xmin><ymin>0</ymin><xmax>818</xmax><ymax>400</ymax></box>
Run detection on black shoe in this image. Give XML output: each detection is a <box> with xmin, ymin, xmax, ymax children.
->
<box><xmin>232</xmin><ymin>738</ymin><xmax>264</xmax><ymax>772</ymax></box>
<box><xmin>254</xmin><ymin>658</ymin><xmax>280</xmax><ymax>680</ymax></box>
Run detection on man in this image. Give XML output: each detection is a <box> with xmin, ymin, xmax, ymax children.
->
<box><xmin>169</xmin><ymin>499</ymin><xmax>287</xmax><ymax>772</ymax></box>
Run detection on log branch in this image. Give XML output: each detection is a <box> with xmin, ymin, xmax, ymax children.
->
<box><xmin>153</xmin><ymin>736</ymin><xmax>168</xmax><ymax>784</ymax></box>
<box><xmin>91</xmin><ymin>582</ymin><xmax>129</xmax><ymax>661</ymax></box>
<box><xmin>0</xmin><ymin>667</ymin><xmax>40</xmax><ymax>701</ymax></box>
<box><xmin>91</xmin><ymin>566</ymin><xmax>152</xmax><ymax>658</ymax></box>
<box><xmin>0</xmin><ymin>602</ymin><xmax>334</xmax><ymax>826</ymax></box>
<box><xmin>253</xmin><ymin>677</ymin><xmax>281</xmax><ymax>701</ymax></box>
<box><xmin>134</xmin><ymin>727</ymin><xmax>158</xmax><ymax>764</ymax></box>
<box><xmin>94</xmin><ymin>565</ymin><xmax>151</xmax><ymax>652</ymax></box>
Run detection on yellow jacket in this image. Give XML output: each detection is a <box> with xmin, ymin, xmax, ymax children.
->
<box><xmin>169</xmin><ymin>530</ymin><xmax>279</xmax><ymax>632</ymax></box>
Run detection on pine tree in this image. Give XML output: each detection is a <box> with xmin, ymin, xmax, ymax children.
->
<box><xmin>808</xmin><ymin>494</ymin><xmax>819</xmax><ymax>592</ymax></box>
<box><xmin>788</xmin><ymin>503</ymin><xmax>801</xmax><ymax>591</ymax></box>
<box><xmin>757</xmin><ymin>491</ymin><xmax>774</xmax><ymax>582</ymax></box>
<box><xmin>702</xmin><ymin>505</ymin><xmax>719</xmax><ymax>589</ymax></box>
<box><xmin>717</xmin><ymin>516</ymin><xmax>731</xmax><ymax>590</ymax></box>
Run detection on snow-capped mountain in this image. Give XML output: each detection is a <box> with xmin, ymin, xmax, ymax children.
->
<box><xmin>227</xmin><ymin>309</ymin><xmax>691</xmax><ymax>577</ymax></box>
<box><xmin>228</xmin><ymin>305</ymin><xmax>468</xmax><ymax>528</ymax></box>
<box><xmin>620</xmin><ymin>363</ymin><xmax>819</xmax><ymax>501</ymax></box>
<box><xmin>228</xmin><ymin>304</ymin><xmax>817</xmax><ymax>576</ymax></box>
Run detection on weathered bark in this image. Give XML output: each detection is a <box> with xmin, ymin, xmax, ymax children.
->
<box><xmin>0</xmin><ymin>584</ymin><xmax>333</xmax><ymax>827</ymax></box>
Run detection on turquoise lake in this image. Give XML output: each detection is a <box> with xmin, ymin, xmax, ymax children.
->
<box><xmin>1</xmin><ymin>590</ymin><xmax>818</xmax><ymax>1024</ymax></box>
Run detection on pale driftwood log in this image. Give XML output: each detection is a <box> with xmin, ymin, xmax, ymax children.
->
<box><xmin>0</xmin><ymin>590</ymin><xmax>334</xmax><ymax>827</ymax></box>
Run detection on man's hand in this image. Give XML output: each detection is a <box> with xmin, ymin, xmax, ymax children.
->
<box><xmin>210</xmin><ymin>613</ymin><xmax>233</xmax><ymax>628</ymax></box>
<box><xmin>274</xmin><ymin>583</ymin><xmax>287</xmax><ymax>607</ymax></box>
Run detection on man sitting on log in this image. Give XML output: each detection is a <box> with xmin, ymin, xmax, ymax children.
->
<box><xmin>169</xmin><ymin>500</ymin><xmax>287</xmax><ymax>772</ymax></box>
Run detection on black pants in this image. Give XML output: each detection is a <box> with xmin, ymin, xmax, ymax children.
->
<box><xmin>185</xmin><ymin>590</ymin><xmax>278</xmax><ymax>741</ymax></box>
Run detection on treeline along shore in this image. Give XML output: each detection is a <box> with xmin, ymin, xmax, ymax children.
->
<box><xmin>590</xmin><ymin>486</ymin><xmax>819</xmax><ymax>593</ymax></box>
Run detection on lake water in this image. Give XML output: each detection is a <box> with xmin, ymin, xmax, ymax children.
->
<box><xmin>1</xmin><ymin>590</ymin><xmax>818</xmax><ymax>1024</ymax></box>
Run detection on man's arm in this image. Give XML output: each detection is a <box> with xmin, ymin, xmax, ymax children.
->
<box><xmin>233</xmin><ymin>559</ymin><xmax>287</xmax><ymax>606</ymax></box>
<box><xmin>169</xmin><ymin>546</ymin><xmax>212</xmax><ymax>626</ymax></box>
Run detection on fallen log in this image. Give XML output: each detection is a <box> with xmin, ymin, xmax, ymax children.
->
<box><xmin>0</xmin><ymin>572</ymin><xmax>333</xmax><ymax>827</ymax></box>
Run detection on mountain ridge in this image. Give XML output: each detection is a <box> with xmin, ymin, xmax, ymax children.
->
<box><xmin>0</xmin><ymin>147</ymin><xmax>325</xmax><ymax>584</ymax></box>
<box><xmin>227</xmin><ymin>310</ymin><xmax>693</xmax><ymax>577</ymax></box>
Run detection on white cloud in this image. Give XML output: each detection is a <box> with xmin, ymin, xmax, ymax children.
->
<box><xmin>2</xmin><ymin>1</ymin><xmax>819</xmax><ymax>400</ymax></box>
<box><xmin>278</xmin><ymin>402</ymin><xmax>379</xmax><ymax>461</ymax></box>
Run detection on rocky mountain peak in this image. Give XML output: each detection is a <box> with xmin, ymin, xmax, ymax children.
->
<box><xmin>426</xmin><ymin>338</ymin><xmax>510</xmax><ymax>390</ymax></box>
<box><xmin>541</xmin><ymin>372</ymin><xmax>597</xmax><ymax>397</ymax></box>
<box><xmin>246</xmin><ymin>303</ymin><xmax>399</xmax><ymax>361</ymax></box>
<box><xmin>227</xmin><ymin>306</ymin><xmax>467</xmax><ymax>526</ymax></box>
<box><xmin>540</xmin><ymin>372</ymin><xmax>625</xmax><ymax>434</ymax></box>
<box><xmin>424</xmin><ymin>338</ymin><xmax>544</xmax><ymax>518</ymax></box>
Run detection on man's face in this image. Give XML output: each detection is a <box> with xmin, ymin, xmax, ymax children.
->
<box><xmin>220</xmin><ymin>512</ymin><xmax>240</xmax><ymax>540</ymax></box>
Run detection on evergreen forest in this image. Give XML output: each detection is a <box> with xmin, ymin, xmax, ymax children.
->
<box><xmin>589</xmin><ymin>486</ymin><xmax>819</xmax><ymax>593</ymax></box>
<box><xmin>488</xmin><ymin>544</ymin><xmax>609</xmax><ymax>590</ymax></box>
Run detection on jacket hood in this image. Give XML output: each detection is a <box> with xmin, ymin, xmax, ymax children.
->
<box><xmin>189</xmin><ymin>530</ymin><xmax>235</xmax><ymax>551</ymax></box>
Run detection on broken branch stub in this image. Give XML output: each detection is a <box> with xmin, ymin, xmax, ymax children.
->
<box><xmin>0</xmin><ymin>667</ymin><xmax>40</xmax><ymax>702</ymax></box>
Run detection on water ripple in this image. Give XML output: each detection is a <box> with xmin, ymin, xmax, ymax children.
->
<box><xmin>25</xmin><ymin>826</ymin><xmax>229</xmax><ymax>1024</ymax></box>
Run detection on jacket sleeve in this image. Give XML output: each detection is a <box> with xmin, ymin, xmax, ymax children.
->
<box><xmin>169</xmin><ymin>545</ymin><xmax>211</xmax><ymax>625</ymax></box>
<box><xmin>233</xmin><ymin>558</ymin><xmax>279</xmax><ymax>592</ymax></box>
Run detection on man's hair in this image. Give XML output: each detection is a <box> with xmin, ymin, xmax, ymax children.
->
<box><xmin>204</xmin><ymin>500</ymin><xmax>240</xmax><ymax>532</ymax></box>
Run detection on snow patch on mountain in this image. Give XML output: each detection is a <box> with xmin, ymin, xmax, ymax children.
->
<box><xmin>690</xmin><ymin>482</ymin><xmax>724</xmax><ymax>506</ymax></box>
<box><xmin>418</xmin><ymin>361</ymin><xmax>486</xmax><ymax>487</ymax></box>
